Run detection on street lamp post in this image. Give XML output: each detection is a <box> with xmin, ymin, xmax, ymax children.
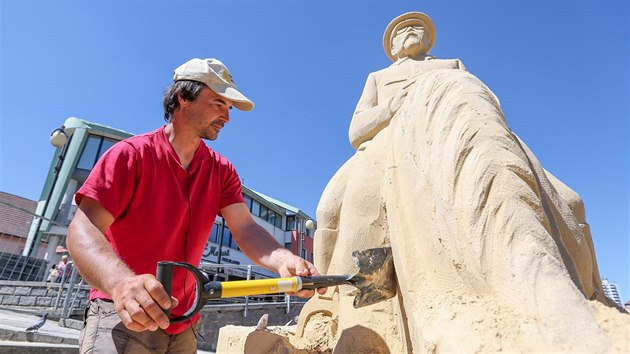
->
<box><xmin>303</xmin><ymin>219</ymin><xmax>316</xmax><ymax>260</ymax></box>
<box><xmin>305</xmin><ymin>219</ymin><xmax>316</xmax><ymax>231</ymax></box>
<box><xmin>20</xmin><ymin>126</ymin><xmax>70</xmax><ymax>280</ymax></box>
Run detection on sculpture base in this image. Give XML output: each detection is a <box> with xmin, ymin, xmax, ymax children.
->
<box><xmin>216</xmin><ymin>312</ymin><xmax>338</xmax><ymax>354</ymax></box>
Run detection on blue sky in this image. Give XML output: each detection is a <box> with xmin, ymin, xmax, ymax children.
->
<box><xmin>1</xmin><ymin>1</ymin><xmax>628</xmax><ymax>301</ymax></box>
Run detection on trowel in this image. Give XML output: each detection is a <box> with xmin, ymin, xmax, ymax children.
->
<box><xmin>156</xmin><ymin>246</ymin><xmax>396</xmax><ymax>323</ymax></box>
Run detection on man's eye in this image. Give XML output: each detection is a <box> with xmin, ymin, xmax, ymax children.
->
<box><xmin>214</xmin><ymin>101</ymin><xmax>232</xmax><ymax>110</ymax></box>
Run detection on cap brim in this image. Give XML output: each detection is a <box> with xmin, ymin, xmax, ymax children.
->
<box><xmin>220</xmin><ymin>86</ymin><xmax>254</xmax><ymax>111</ymax></box>
<box><xmin>188</xmin><ymin>79</ymin><xmax>254</xmax><ymax>111</ymax></box>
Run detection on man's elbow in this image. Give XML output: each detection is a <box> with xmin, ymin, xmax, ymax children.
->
<box><xmin>66</xmin><ymin>216</ymin><xmax>83</xmax><ymax>254</ymax></box>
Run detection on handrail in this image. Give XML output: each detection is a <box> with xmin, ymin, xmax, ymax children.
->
<box><xmin>61</xmin><ymin>264</ymin><xmax>80</xmax><ymax>319</ymax></box>
<box><xmin>53</xmin><ymin>261</ymin><xmax>74</xmax><ymax>310</ymax></box>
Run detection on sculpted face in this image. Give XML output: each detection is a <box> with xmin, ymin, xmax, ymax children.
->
<box><xmin>391</xmin><ymin>23</ymin><xmax>431</xmax><ymax>59</ymax></box>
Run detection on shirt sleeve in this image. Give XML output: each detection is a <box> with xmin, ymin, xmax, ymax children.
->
<box><xmin>219</xmin><ymin>162</ymin><xmax>245</xmax><ymax>210</ymax></box>
<box><xmin>74</xmin><ymin>141</ymin><xmax>137</xmax><ymax>219</ymax></box>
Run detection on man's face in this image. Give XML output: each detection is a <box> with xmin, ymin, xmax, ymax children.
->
<box><xmin>391</xmin><ymin>23</ymin><xmax>430</xmax><ymax>58</ymax></box>
<box><xmin>179</xmin><ymin>87</ymin><xmax>233</xmax><ymax>141</ymax></box>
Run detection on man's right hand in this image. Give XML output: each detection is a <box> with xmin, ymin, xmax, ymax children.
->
<box><xmin>68</xmin><ymin>198</ymin><xmax>179</xmax><ymax>332</ymax></box>
<box><xmin>110</xmin><ymin>274</ymin><xmax>178</xmax><ymax>332</ymax></box>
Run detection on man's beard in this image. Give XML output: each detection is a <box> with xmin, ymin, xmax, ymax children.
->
<box><xmin>200</xmin><ymin>124</ymin><xmax>220</xmax><ymax>141</ymax></box>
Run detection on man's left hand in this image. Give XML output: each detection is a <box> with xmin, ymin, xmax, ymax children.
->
<box><xmin>277</xmin><ymin>256</ymin><xmax>327</xmax><ymax>298</ymax></box>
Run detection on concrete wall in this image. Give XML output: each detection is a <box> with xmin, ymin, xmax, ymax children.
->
<box><xmin>0</xmin><ymin>280</ymin><xmax>90</xmax><ymax>311</ymax></box>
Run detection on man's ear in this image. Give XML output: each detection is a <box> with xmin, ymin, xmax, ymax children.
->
<box><xmin>176</xmin><ymin>93</ymin><xmax>189</xmax><ymax>108</ymax></box>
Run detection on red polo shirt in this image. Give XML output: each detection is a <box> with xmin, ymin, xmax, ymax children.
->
<box><xmin>75</xmin><ymin>126</ymin><xmax>244</xmax><ymax>334</ymax></box>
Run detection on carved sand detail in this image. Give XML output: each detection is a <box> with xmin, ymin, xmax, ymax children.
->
<box><xmin>216</xmin><ymin>12</ymin><xmax>629</xmax><ymax>353</ymax></box>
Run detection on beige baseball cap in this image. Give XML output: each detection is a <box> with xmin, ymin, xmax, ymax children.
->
<box><xmin>383</xmin><ymin>12</ymin><xmax>436</xmax><ymax>62</ymax></box>
<box><xmin>173</xmin><ymin>58</ymin><xmax>254</xmax><ymax>111</ymax></box>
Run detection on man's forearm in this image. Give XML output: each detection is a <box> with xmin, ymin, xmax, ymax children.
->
<box><xmin>67</xmin><ymin>212</ymin><xmax>134</xmax><ymax>296</ymax></box>
<box><xmin>234</xmin><ymin>222</ymin><xmax>294</xmax><ymax>274</ymax></box>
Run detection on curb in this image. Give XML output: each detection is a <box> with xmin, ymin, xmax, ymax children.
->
<box><xmin>0</xmin><ymin>340</ymin><xmax>78</xmax><ymax>353</ymax></box>
<box><xmin>0</xmin><ymin>326</ymin><xmax>78</xmax><ymax>345</ymax></box>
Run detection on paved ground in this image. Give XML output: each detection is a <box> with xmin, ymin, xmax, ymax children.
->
<box><xmin>0</xmin><ymin>307</ymin><xmax>215</xmax><ymax>353</ymax></box>
<box><xmin>0</xmin><ymin>308</ymin><xmax>79</xmax><ymax>341</ymax></box>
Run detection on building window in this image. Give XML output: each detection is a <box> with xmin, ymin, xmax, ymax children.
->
<box><xmin>301</xmin><ymin>248</ymin><xmax>307</xmax><ymax>259</ymax></box>
<box><xmin>274</xmin><ymin>213</ymin><xmax>283</xmax><ymax>229</ymax></box>
<box><xmin>98</xmin><ymin>139</ymin><xmax>116</xmax><ymax>160</ymax></box>
<box><xmin>209</xmin><ymin>224</ymin><xmax>220</xmax><ymax>243</ymax></box>
<box><xmin>221</xmin><ymin>225</ymin><xmax>239</xmax><ymax>251</ymax></box>
<box><xmin>260</xmin><ymin>205</ymin><xmax>268</xmax><ymax>220</ymax></box>
<box><xmin>251</xmin><ymin>200</ymin><xmax>260</xmax><ymax>217</ymax></box>
<box><xmin>76</xmin><ymin>136</ymin><xmax>101</xmax><ymax>170</ymax></box>
<box><xmin>76</xmin><ymin>135</ymin><xmax>118</xmax><ymax>170</ymax></box>
<box><xmin>268</xmin><ymin>211</ymin><xmax>275</xmax><ymax>227</ymax></box>
<box><xmin>222</xmin><ymin>225</ymin><xmax>231</xmax><ymax>249</ymax></box>
<box><xmin>286</xmin><ymin>215</ymin><xmax>295</xmax><ymax>231</ymax></box>
<box><xmin>243</xmin><ymin>194</ymin><xmax>252</xmax><ymax>210</ymax></box>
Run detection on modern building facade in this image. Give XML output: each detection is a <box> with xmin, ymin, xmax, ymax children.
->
<box><xmin>23</xmin><ymin>117</ymin><xmax>315</xmax><ymax>280</ymax></box>
<box><xmin>601</xmin><ymin>278</ymin><xmax>623</xmax><ymax>307</ymax></box>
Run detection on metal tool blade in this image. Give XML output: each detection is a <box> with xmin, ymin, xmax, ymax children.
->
<box><xmin>348</xmin><ymin>246</ymin><xmax>397</xmax><ymax>308</ymax></box>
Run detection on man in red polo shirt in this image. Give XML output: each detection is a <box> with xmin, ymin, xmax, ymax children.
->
<box><xmin>67</xmin><ymin>58</ymin><xmax>325</xmax><ymax>353</ymax></box>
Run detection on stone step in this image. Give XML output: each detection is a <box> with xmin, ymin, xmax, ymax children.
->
<box><xmin>0</xmin><ymin>326</ymin><xmax>78</xmax><ymax>345</ymax></box>
<box><xmin>0</xmin><ymin>340</ymin><xmax>78</xmax><ymax>353</ymax></box>
<box><xmin>0</xmin><ymin>308</ymin><xmax>80</xmax><ymax>353</ymax></box>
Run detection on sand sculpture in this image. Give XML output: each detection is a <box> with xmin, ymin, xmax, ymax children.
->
<box><xmin>217</xmin><ymin>12</ymin><xmax>629</xmax><ymax>353</ymax></box>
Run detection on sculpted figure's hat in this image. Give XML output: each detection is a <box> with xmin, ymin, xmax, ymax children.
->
<box><xmin>383</xmin><ymin>12</ymin><xmax>436</xmax><ymax>62</ymax></box>
<box><xmin>173</xmin><ymin>58</ymin><xmax>254</xmax><ymax>111</ymax></box>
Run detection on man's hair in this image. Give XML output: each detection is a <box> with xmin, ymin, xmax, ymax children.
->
<box><xmin>162</xmin><ymin>80</ymin><xmax>206</xmax><ymax>121</ymax></box>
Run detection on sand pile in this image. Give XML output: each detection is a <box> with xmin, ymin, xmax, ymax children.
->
<box><xmin>216</xmin><ymin>313</ymin><xmax>337</xmax><ymax>353</ymax></box>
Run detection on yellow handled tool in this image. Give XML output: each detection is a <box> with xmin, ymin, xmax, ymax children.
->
<box><xmin>156</xmin><ymin>247</ymin><xmax>396</xmax><ymax>323</ymax></box>
<box><xmin>221</xmin><ymin>277</ymin><xmax>301</xmax><ymax>297</ymax></box>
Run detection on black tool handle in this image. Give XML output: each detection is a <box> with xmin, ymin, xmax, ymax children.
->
<box><xmin>156</xmin><ymin>261</ymin><xmax>211</xmax><ymax>324</ymax></box>
<box><xmin>156</xmin><ymin>262</ymin><xmax>173</xmax><ymax>318</ymax></box>
<box><xmin>299</xmin><ymin>275</ymin><xmax>351</xmax><ymax>289</ymax></box>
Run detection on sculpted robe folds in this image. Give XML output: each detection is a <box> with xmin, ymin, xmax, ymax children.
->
<box><xmin>216</xmin><ymin>63</ymin><xmax>628</xmax><ymax>354</ymax></box>
<box><xmin>304</xmin><ymin>68</ymin><xmax>626</xmax><ymax>353</ymax></box>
